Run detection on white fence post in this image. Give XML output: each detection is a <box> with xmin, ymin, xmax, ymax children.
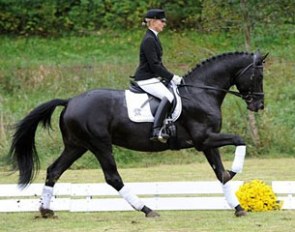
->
<box><xmin>0</xmin><ymin>181</ymin><xmax>293</xmax><ymax>212</ymax></box>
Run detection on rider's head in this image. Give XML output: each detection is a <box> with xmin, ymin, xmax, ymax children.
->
<box><xmin>143</xmin><ymin>9</ymin><xmax>166</xmax><ymax>33</ymax></box>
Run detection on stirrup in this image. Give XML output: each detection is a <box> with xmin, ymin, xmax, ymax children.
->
<box><xmin>158</xmin><ymin>130</ymin><xmax>169</xmax><ymax>143</ymax></box>
<box><xmin>150</xmin><ymin>127</ymin><xmax>169</xmax><ymax>143</ymax></box>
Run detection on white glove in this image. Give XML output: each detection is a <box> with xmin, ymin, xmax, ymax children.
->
<box><xmin>172</xmin><ymin>75</ymin><xmax>183</xmax><ymax>85</ymax></box>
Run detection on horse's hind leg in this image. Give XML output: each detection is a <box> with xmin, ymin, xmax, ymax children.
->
<box><xmin>89</xmin><ymin>142</ymin><xmax>159</xmax><ymax>217</ymax></box>
<box><xmin>203</xmin><ymin>148</ymin><xmax>247</xmax><ymax>217</ymax></box>
<box><xmin>39</xmin><ymin>144</ymin><xmax>86</xmax><ymax>218</ymax></box>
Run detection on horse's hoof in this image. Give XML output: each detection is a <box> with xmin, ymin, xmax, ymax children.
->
<box><xmin>235</xmin><ymin>210</ymin><xmax>247</xmax><ymax>217</ymax></box>
<box><xmin>145</xmin><ymin>210</ymin><xmax>160</xmax><ymax>218</ymax></box>
<box><xmin>39</xmin><ymin>207</ymin><xmax>56</xmax><ymax>219</ymax></box>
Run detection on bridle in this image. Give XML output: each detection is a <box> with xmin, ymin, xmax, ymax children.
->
<box><xmin>178</xmin><ymin>55</ymin><xmax>265</xmax><ymax>102</ymax></box>
<box><xmin>234</xmin><ymin>62</ymin><xmax>264</xmax><ymax>103</ymax></box>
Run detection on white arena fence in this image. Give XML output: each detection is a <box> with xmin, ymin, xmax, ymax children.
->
<box><xmin>0</xmin><ymin>181</ymin><xmax>294</xmax><ymax>212</ymax></box>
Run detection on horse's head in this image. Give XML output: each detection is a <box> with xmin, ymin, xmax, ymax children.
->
<box><xmin>235</xmin><ymin>52</ymin><xmax>268</xmax><ymax>112</ymax></box>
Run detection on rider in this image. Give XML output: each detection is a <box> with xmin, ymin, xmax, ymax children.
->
<box><xmin>133</xmin><ymin>9</ymin><xmax>182</xmax><ymax>143</ymax></box>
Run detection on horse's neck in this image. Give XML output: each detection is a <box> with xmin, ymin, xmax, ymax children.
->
<box><xmin>185</xmin><ymin>65</ymin><xmax>232</xmax><ymax>90</ymax></box>
<box><xmin>184</xmin><ymin>55</ymin><xmax>251</xmax><ymax>90</ymax></box>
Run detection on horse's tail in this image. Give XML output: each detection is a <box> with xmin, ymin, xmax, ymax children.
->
<box><xmin>9</xmin><ymin>98</ymin><xmax>69</xmax><ymax>188</ymax></box>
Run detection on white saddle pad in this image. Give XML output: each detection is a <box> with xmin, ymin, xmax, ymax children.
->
<box><xmin>125</xmin><ymin>85</ymin><xmax>182</xmax><ymax>123</ymax></box>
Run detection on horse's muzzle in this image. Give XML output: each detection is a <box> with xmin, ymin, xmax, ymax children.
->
<box><xmin>247</xmin><ymin>99</ymin><xmax>264</xmax><ymax>112</ymax></box>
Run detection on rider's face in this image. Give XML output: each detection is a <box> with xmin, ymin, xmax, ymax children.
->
<box><xmin>150</xmin><ymin>19</ymin><xmax>166</xmax><ymax>33</ymax></box>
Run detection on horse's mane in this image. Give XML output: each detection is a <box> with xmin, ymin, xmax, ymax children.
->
<box><xmin>183</xmin><ymin>51</ymin><xmax>253</xmax><ymax>78</ymax></box>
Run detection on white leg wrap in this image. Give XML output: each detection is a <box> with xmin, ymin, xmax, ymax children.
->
<box><xmin>231</xmin><ymin>145</ymin><xmax>246</xmax><ymax>173</ymax></box>
<box><xmin>222</xmin><ymin>182</ymin><xmax>240</xmax><ymax>208</ymax></box>
<box><xmin>40</xmin><ymin>186</ymin><xmax>53</xmax><ymax>209</ymax></box>
<box><xmin>119</xmin><ymin>186</ymin><xmax>144</xmax><ymax>211</ymax></box>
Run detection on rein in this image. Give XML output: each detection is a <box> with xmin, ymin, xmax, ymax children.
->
<box><xmin>178</xmin><ymin>82</ymin><xmax>244</xmax><ymax>98</ymax></box>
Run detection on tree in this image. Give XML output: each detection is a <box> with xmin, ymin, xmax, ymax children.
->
<box><xmin>240</xmin><ymin>0</ymin><xmax>260</xmax><ymax>147</ymax></box>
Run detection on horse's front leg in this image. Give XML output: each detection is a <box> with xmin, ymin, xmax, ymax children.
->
<box><xmin>106</xmin><ymin>166</ymin><xmax>160</xmax><ymax>218</ymax></box>
<box><xmin>202</xmin><ymin>132</ymin><xmax>247</xmax><ymax>182</ymax></box>
<box><xmin>91</xmin><ymin>143</ymin><xmax>159</xmax><ymax>218</ymax></box>
<box><xmin>203</xmin><ymin>148</ymin><xmax>247</xmax><ymax>217</ymax></box>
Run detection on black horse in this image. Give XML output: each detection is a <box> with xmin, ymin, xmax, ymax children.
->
<box><xmin>9</xmin><ymin>51</ymin><xmax>267</xmax><ymax>218</ymax></box>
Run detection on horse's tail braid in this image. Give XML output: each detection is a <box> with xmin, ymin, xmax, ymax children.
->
<box><xmin>8</xmin><ymin>99</ymin><xmax>69</xmax><ymax>188</ymax></box>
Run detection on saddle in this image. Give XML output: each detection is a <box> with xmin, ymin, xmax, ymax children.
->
<box><xmin>125</xmin><ymin>81</ymin><xmax>182</xmax><ymax>147</ymax></box>
<box><xmin>125</xmin><ymin>81</ymin><xmax>182</xmax><ymax>123</ymax></box>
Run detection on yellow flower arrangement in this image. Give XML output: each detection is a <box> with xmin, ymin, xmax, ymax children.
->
<box><xmin>236</xmin><ymin>179</ymin><xmax>283</xmax><ymax>212</ymax></box>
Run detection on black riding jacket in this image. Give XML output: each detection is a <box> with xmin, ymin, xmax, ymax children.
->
<box><xmin>134</xmin><ymin>29</ymin><xmax>173</xmax><ymax>82</ymax></box>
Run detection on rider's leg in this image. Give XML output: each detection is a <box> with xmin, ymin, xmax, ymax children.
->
<box><xmin>137</xmin><ymin>78</ymin><xmax>174</xmax><ymax>142</ymax></box>
<box><xmin>150</xmin><ymin>97</ymin><xmax>172</xmax><ymax>142</ymax></box>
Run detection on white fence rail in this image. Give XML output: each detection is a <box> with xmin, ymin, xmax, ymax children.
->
<box><xmin>0</xmin><ymin>181</ymin><xmax>294</xmax><ymax>212</ymax></box>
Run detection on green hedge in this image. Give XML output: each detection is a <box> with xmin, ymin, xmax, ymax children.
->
<box><xmin>1</xmin><ymin>0</ymin><xmax>293</xmax><ymax>36</ymax></box>
<box><xmin>0</xmin><ymin>0</ymin><xmax>202</xmax><ymax>35</ymax></box>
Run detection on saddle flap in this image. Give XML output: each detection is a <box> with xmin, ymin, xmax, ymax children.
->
<box><xmin>125</xmin><ymin>83</ymin><xmax>182</xmax><ymax>123</ymax></box>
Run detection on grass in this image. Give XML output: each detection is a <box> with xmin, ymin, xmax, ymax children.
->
<box><xmin>0</xmin><ymin>29</ymin><xmax>295</xmax><ymax>169</ymax></box>
<box><xmin>1</xmin><ymin>158</ymin><xmax>295</xmax><ymax>184</ymax></box>
<box><xmin>0</xmin><ymin>210</ymin><xmax>294</xmax><ymax>232</ymax></box>
<box><xmin>0</xmin><ymin>158</ymin><xmax>295</xmax><ymax>232</ymax></box>
<box><xmin>0</xmin><ymin>25</ymin><xmax>294</xmax><ymax>232</ymax></box>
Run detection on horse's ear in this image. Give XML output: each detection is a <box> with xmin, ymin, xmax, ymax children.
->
<box><xmin>254</xmin><ymin>51</ymin><xmax>268</xmax><ymax>65</ymax></box>
<box><xmin>262</xmin><ymin>52</ymin><xmax>269</xmax><ymax>61</ymax></box>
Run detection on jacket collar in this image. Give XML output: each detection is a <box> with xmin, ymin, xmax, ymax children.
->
<box><xmin>148</xmin><ymin>28</ymin><xmax>158</xmax><ymax>37</ymax></box>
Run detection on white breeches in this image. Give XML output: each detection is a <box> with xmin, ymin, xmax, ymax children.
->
<box><xmin>137</xmin><ymin>78</ymin><xmax>174</xmax><ymax>103</ymax></box>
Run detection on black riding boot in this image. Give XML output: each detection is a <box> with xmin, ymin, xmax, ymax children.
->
<box><xmin>150</xmin><ymin>97</ymin><xmax>172</xmax><ymax>143</ymax></box>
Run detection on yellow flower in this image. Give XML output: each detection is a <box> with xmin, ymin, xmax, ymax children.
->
<box><xmin>236</xmin><ymin>179</ymin><xmax>283</xmax><ymax>212</ymax></box>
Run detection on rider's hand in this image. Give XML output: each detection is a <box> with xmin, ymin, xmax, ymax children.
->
<box><xmin>172</xmin><ymin>75</ymin><xmax>183</xmax><ymax>85</ymax></box>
